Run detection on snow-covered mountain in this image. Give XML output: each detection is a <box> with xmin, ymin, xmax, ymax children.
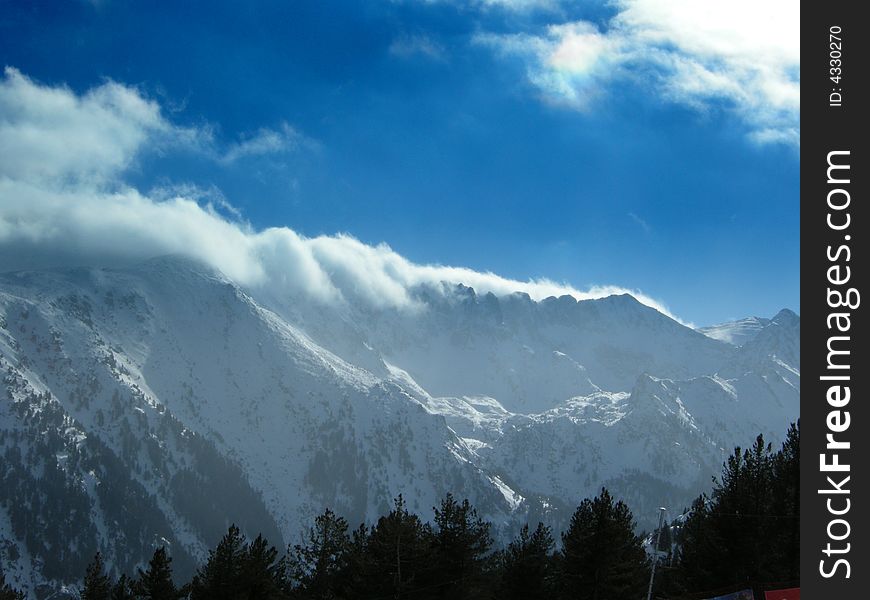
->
<box><xmin>699</xmin><ymin>316</ymin><xmax>771</xmax><ymax>346</ymax></box>
<box><xmin>0</xmin><ymin>257</ymin><xmax>799</xmax><ymax>597</ymax></box>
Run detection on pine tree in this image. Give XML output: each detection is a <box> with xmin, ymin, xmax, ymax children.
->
<box><xmin>363</xmin><ymin>495</ymin><xmax>433</xmax><ymax>599</ymax></box>
<box><xmin>82</xmin><ymin>552</ymin><xmax>112</xmax><ymax>600</ymax></box>
<box><xmin>285</xmin><ymin>508</ymin><xmax>352</xmax><ymax>599</ymax></box>
<box><xmin>771</xmin><ymin>421</ymin><xmax>799</xmax><ymax>581</ymax></box>
<box><xmin>134</xmin><ymin>547</ymin><xmax>181</xmax><ymax>600</ymax></box>
<box><xmin>239</xmin><ymin>534</ymin><xmax>286</xmax><ymax>599</ymax></box>
<box><xmin>671</xmin><ymin>495</ymin><xmax>719</xmax><ymax>594</ymax></box>
<box><xmin>189</xmin><ymin>524</ymin><xmax>248</xmax><ymax>600</ymax></box>
<box><xmin>430</xmin><ymin>493</ymin><xmax>492</xmax><ymax>600</ymax></box>
<box><xmin>672</xmin><ymin>424</ymin><xmax>801</xmax><ymax>595</ymax></box>
<box><xmin>111</xmin><ymin>574</ymin><xmax>136</xmax><ymax>600</ymax></box>
<box><xmin>558</xmin><ymin>488</ymin><xmax>648</xmax><ymax>600</ymax></box>
<box><xmin>708</xmin><ymin>434</ymin><xmax>776</xmax><ymax>585</ymax></box>
<box><xmin>343</xmin><ymin>523</ymin><xmax>372</xmax><ymax>599</ymax></box>
<box><xmin>495</xmin><ymin>523</ymin><xmax>554</xmax><ymax>600</ymax></box>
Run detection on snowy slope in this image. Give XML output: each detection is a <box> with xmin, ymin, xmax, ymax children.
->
<box><xmin>699</xmin><ymin>317</ymin><xmax>771</xmax><ymax>346</ymax></box>
<box><xmin>270</xmin><ymin>287</ymin><xmax>736</xmax><ymax>413</ymax></box>
<box><xmin>0</xmin><ymin>257</ymin><xmax>799</xmax><ymax>597</ymax></box>
<box><xmin>697</xmin><ymin>309</ymin><xmax>800</xmax><ymax>358</ymax></box>
<box><xmin>0</xmin><ymin>259</ymin><xmax>513</xmax><ymax>597</ymax></box>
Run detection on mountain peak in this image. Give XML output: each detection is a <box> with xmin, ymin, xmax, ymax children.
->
<box><xmin>699</xmin><ymin>315</ymin><xmax>771</xmax><ymax>347</ymax></box>
<box><xmin>771</xmin><ymin>308</ymin><xmax>799</xmax><ymax>325</ymax></box>
<box><xmin>0</xmin><ymin>259</ymin><xmax>800</xmax><ymax>595</ymax></box>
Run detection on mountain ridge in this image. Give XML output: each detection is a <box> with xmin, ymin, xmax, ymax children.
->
<box><xmin>0</xmin><ymin>256</ymin><xmax>799</xmax><ymax>598</ymax></box>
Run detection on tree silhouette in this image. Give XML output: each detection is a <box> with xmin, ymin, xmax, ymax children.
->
<box><xmin>558</xmin><ymin>487</ymin><xmax>648</xmax><ymax>600</ymax></box>
<box><xmin>82</xmin><ymin>552</ymin><xmax>112</xmax><ymax>600</ymax></box>
<box><xmin>239</xmin><ymin>534</ymin><xmax>286</xmax><ymax>599</ymax></box>
<box><xmin>285</xmin><ymin>508</ymin><xmax>352</xmax><ymax>599</ymax></box>
<box><xmin>673</xmin><ymin>424</ymin><xmax>800</xmax><ymax>595</ymax></box>
<box><xmin>134</xmin><ymin>547</ymin><xmax>181</xmax><ymax>600</ymax></box>
<box><xmin>362</xmin><ymin>495</ymin><xmax>433</xmax><ymax>599</ymax></box>
<box><xmin>110</xmin><ymin>574</ymin><xmax>135</xmax><ymax>600</ymax></box>
<box><xmin>495</xmin><ymin>522</ymin><xmax>554</xmax><ymax>600</ymax></box>
<box><xmin>189</xmin><ymin>524</ymin><xmax>247</xmax><ymax>600</ymax></box>
<box><xmin>771</xmin><ymin>421</ymin><xmax>800</xmax><ymax>580</ymax></box>
<box><xmin>430</xmin><ymin>493</ymin><xmax>492</xmax><ymax>599</ymax></box>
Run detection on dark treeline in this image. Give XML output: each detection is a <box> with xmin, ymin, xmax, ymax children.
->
<box><xmin>0</xmin><ymin>422</ymin><xmax>798</xmax><ymax>600</ymax></box>
<box><xmin>656</xmin><ymin>421</ymin><xmax>800</xmax><ymax>599</ymax></box>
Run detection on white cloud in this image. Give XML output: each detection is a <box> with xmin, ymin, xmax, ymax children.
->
<box><xmin>476</xmin><ymin>0</ymin><xmax>800</xmax><ymax>144</ymax></box>
<box><xmin>616</xmin><ymin>0</ymin><xmax>798</xmax><ymax>69</ymax></box>
<box><xmin>0</xmin><ymin>68</ymin><xmax>687</xmax><ymax>324</ymax></box>
<box><xmin>0</xmin><ymin>67</ymin><xmax>312</xmax><ymax>187</ymax></box>
<box><xmin>546</xmin><ymin>22</ymin><xmax>613</xmax><ymax>74</ymax></box>
<box><xmin>0</xmin><ymin>67</ymin><xmax>174</xmax><ymax>185</ymax></box>
<box><xmin>220</xmin><ymin>123</ymin><xmax>310</xmax><ymax>164</ymax></box>
<box><xmin>479</xmin><ymin>21</ymin><xmax>621</xmax><ymax>110</ymax></box>
<box><xmin>749</xmin><ymin>127</ymin><xmax>799</xmax><ymax>147</ymax></box>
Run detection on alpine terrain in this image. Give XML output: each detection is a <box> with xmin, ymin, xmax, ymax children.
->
<box><xmin>0</xmin><ymin>256</ymin><xmax>799</xmax><ymax>597</ymax></box>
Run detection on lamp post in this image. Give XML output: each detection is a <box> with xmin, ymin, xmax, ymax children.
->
<box><xmin>646</xmin><ymin>507</ymin><xmax>667</xmax><ymax>600</ymax></box>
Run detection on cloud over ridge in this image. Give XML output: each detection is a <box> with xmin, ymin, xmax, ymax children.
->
<box><xmin>0</xmin><ymin>67</ymin><xmax>685</xmax><ymax>323</ymax></box>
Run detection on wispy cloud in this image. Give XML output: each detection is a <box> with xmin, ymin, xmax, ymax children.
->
<box><xmin>0</xmin><ymin>67</ymin><xmax>315</xmax><ymax>187</ymax></box>
<box><xmin>475</xmin><ymin>0</ymin><xmax>799</xmax><ymax>145</ymax></box>
<box><xmin>628</xmin><ymin>212</ymin><xmax>651</xmax><ymax>234</ymax></box>
<box><xmin>389</xmin><ymin>34</ymin><xmax>447</xmax><ymax>62</ymax></box>
<box><xmin>219</xmin><ymin>123</ymin><xmax>312</xmax><ymax>164</ymax></box>
<box><xmin>0</xmin><ymin>67</ymin><xmax>688</xmax><ymax>324</ymax></box>
<box><xmin>477</xmin><ymin>21</ymin><xmax>619</xmax><ymax>111</ymax></box>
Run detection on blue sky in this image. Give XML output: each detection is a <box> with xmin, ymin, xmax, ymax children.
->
<box><xmin>0</xmin><ymin>0</ymin><xmax>799</xmax><ymax>326</ymax></box>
